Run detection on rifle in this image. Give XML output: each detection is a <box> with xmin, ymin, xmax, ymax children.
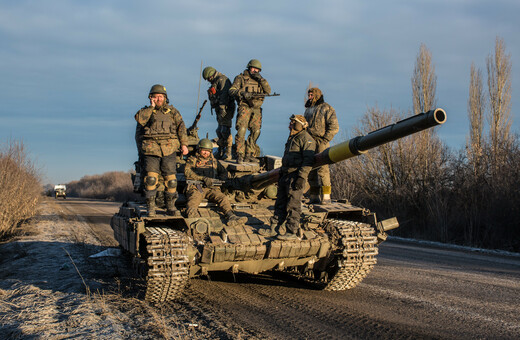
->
<box><xmin>187</xmin><ymin>99</ymin><xmax>207</xmax><ymax>136</ymax></box>
<box><xmin>244</xmin><ymin>92</ymin><xmax>280</xmax><ymax>107</ymax></box>
<box><xmin>186</xmin><ymin>179</ymin><xmax>226</xmax><ymax>193</ymax></box>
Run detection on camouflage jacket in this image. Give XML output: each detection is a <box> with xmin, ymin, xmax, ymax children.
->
<box><xmin>184</xmin><ymin>153</ymin><xmax>227</xmax><ymax>181</ymax></box>
<box><xmin>207</xmin><ymin>72</ymin><xmax>236</xmax><ymax>126</ymax></box>
<box><xmin>281</xmin><ymin>129</ymin><xmax>316</xmax><ymax>180</ymax></box>
<box><xmin>229</xmin><ymin>69</ymin><xmax>271</xmax><ymax>109</ymax></box>
<box><xmin>135</xmin><ymin>104</ymin><xmax>188</xmax><ymax>157</ymax></box>
<box><xmin>303</xmin><ymin>96</ymin><xmax>339</xmax><ymax>144</ymax></box>
<box><xmin>208</xmin><ymin>72</ymin><xmax>234</xmax><ymax>108</ymax></box>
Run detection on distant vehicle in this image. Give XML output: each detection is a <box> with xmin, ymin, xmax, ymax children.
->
<box><xmin>54</xmin><ymin>184</ymin><xmax>66</xmax><ymax>199</ymax></box>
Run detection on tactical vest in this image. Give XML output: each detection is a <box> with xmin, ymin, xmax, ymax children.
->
<box><xmin>241</xmin><ymin>75</ymin><xmax>265</xmax><ymax>107</ymax></box>
<box><xmin>192</xmin><ymin>156</ymin><xmax>217</xmax><ymax>178</ymax></box>
<box><xmin>144</xmin><ymin>108</ymin><xmax>177</xmax><ymax>139</ymax></box>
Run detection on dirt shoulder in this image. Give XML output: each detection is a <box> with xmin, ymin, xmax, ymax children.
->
<box><xmin>0</xmin><ymin>198</ymin><xmax>199</xmax><ymax>340</ymax></box>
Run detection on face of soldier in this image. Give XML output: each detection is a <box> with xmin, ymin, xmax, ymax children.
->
<box><xmin>149</xmin><ymin>94</ymin><xmax>166</xmax><ymax>107</ymax></box>
<box><xmin>289</xmin><ymin>121</ymin><xmax>297</xmax><ymax>135</ymax></box>
<box><xmin>249</xmin><ymin>67</ymin><xmax>260</xmax><ymax>74</ymax></box>
<box><xmin>200</xmin><ymin>149</ymin><xmax>211</xmax><ymax>158</ymax></box>
<box><xmin>307</xmin><ymin>92</ymin><xmax>313</xmax><ymax>100</ymax></box>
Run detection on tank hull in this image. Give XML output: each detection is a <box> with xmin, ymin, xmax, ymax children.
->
<box><xmin>111</xmin><ymin>200</ymin><xmax>383</xmax><ymax>303</ymax></box>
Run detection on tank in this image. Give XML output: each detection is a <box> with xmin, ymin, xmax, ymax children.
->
<box><xmin>111</xmin><ymin>108</ymin><xmax>447</xmax><ymax>304</ymax></box>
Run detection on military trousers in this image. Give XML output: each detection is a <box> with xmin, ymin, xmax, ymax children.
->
<box><xmin>308</xmin><ymin>140</ymin><xmax>331</xmax><ymax>188</ymax></box>
<box><xmin>235</xmin><ymin>106</ymin><xmax>262</xmax><ymax>156</ymax></box>
<box><xmin>273</xmin><ymin>172</ymin><xmax>303</xmax><ymax>234</ymax></box>
<box><xmin>216</xmin><ymin>125</ymin><xmax>232</xmax><ymax>152</ymax></box>
<box><xmin>144</xmin><ymin>154</ymin><xmax>176</xmax><ymax>198</ymax></box>
<box><xmin>185</xmin><ymin>185</ymin><xmax>232</xmax><ymax>217</ymax></box>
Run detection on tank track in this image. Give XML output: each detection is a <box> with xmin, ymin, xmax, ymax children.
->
<box><xmin>322</xmin><ymin>219</ymin><xmax>378</xmax><ymax>290</ymax></box>
<box><xmin>141</xmin><ymin>227</ymin><xmax>190</xmax><ymax>304</ymax></box>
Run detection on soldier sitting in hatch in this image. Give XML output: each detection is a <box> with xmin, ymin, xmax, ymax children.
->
<box><xmin>184</xmin><ymin>138</ymin><xmax>247</xmax><ymax>225</ymax></box>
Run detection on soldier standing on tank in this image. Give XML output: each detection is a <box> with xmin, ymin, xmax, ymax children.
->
<box><xmin>259</xmin><ymin>115</ymin><xmax>316</xmax><ymax>240</ymax></box>
<box><xmin>229</xmin><ymin>59</ymin><xmax>271</xmax><ymax>164</ymax></box>
<box><xmin>202</xmin><ymin>66</ymin><xmax>236</xmax><ymax>160</ymax></box>
<box><xmin>304</xmin><ymin>87</ymin><xmax>339</xmax><ymax>204</ymax></box>
<box><xmin>184</xmin><ymin>139</ymin><xmax>247</xmax><ymax>225</ymax></box>
<box><xmin>135</xmin><ymin>84</ymin><xmax>189</xmax><ymax>216</ymax></box>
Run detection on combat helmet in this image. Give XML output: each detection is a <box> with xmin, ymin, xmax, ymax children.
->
<box><xmin>202</xmin><ymin>67</ymin><xmax>216</xmax><ymax>80</ymax></box>
<box><xmin>198</xmin><ymin>138</ymin><xmax>213</xmax><ymax>150</ymax></box>
<box><xmin>247</xmin><ymin>59</ymin><xmax>262</xmax><ymax>71</ymax></box>
<box><xmin>149</xmin><ymin>84</ymin><xmax>169</xmax><ymax>102</ymax></box>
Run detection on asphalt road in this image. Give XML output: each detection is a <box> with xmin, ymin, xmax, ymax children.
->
<box><xmin>58</xmin><ymin>198</ymin><xmax>520</xmax><ymax>339</ymax></box>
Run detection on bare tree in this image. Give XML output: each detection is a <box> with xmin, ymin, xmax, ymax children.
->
<box><xmin>412</xmin><ymin>44</ymin><xmax>437</xmax><ymax>114</ymax></box>
<box><xmin>487</xmin><ymin>36</ymin><xmax>512</xmax><ymax>160</ymax></box>
<box><xmin>467</xmin><ymin>62</ymin><xmax>486</xmax><ymax>174</ymax></box>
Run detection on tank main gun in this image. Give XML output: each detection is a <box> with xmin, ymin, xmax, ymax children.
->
<box><xmin>246</xmin><ymin>108</ymin><xmax>447</xmax><ymax>190</ymax></box>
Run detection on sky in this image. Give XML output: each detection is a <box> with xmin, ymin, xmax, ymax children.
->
<box><xmin>1</xmin><ymin>0</ymin><xmax>519</xmax><ymax>185</ymax></box>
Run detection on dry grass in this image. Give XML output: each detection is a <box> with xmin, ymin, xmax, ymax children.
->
<box><xmin>331</xmin><ymin>107</ymin><xmax>520</xmax><ymax>252</ymax></box>
<box><xmin>0</xmin><ymin>139</ymin><xmax>42</xmax><ymax>239</ymax></box>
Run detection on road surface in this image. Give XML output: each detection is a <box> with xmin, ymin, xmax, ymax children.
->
<box><xmin>1</xmin><ymin>197</ymin><xmax>519</xmax><ymax>339</ymax></box>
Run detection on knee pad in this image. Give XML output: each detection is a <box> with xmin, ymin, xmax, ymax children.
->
<box><xmin>144</xmin><ymin>172</ymin><xmax>159</xmax><ymax>191</ymax></box>
<box><xmin>236</xmin><ymin>126</ymin><xmax>247</xmax><ymax>137</ymax></box>
<box><xmin>164</xmin><ymin>174</ymin><xmax>177</xmax><ymax>193</ymax></box>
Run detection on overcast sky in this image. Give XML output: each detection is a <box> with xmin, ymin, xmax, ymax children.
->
<box><xmin>1</xmin><ymin>0</ymin><xmax>519</xmax><ymax>185</ymax></box>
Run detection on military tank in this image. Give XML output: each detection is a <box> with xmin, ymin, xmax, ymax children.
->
<box><xmin>111</xmin><ymin>108</ymin><xmax>447</xmax><ymax>304</ymax></box>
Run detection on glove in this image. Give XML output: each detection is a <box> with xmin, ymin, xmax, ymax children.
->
<box><xmin>207</xmin><ymin>87</ymin><xmax>216</xmax><ymax>95</ymax></box>
<box><xmin>242</xmin><ymin>92</ymin><xmax>253</xmax><ymax>100</ymax></box>
<box><xmin>293</xmin><ymin>177</ymin><xmax>306</xmax><ymax>190</ymax></box>
<box><xmin>203</xmin><ymin>177</ymin><xmax>213</xmax><ymax>187</ymax></box>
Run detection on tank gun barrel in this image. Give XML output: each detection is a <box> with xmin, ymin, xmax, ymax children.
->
<box><xmin>248</xmin><ymin>108</ymin><xmax>447</xmax><ymax>190</ymax></box>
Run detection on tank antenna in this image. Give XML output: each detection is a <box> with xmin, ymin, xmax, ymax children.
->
<box><xmin>196</xmin><ymin>60</ymin><xmax>203</xmax><ymax>116</ymax></box>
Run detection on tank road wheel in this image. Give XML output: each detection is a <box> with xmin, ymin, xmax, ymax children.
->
<box><xmin>141</xmin><ymin>227</ymin><xmax>190</xmax><ymax>304</ymax></box>
<box><xmin>320</xmin><ymin>219</ymin><xmax>379</xmax><ymax>291</ymax></box>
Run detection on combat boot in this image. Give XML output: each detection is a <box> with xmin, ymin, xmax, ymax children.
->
<box><xmin>277</xmin><ymin>232</ymin><xmax>298</xmax><ymax>241</ymax></box>
<box><xmin>165</xmin><ymin>192</ymin><xmax>180</xmax><ymax>216</ymax></box>
<box><xmin>321</xmin><ymin>186</ymin><xmax>332</xmax><ymax>204</ymax></box>
<box><xmin>258</xmin><ymin>217</ymin><xmax>279</xmax><ymax>237</ymax></box>
<box><xmin>244</xmin><ymin>153</ymin><xmax>259</xmax><ymax>163</ymax></box>
<box><xmin>308</xmin><ymin>186</ymin><xmax>321</xmax><ymax>204</ymax></box>
<box><xmin>146</xmin><ymin>197</ymin><xmax>156</xmax><ymax>217</ymax></box>
<box><xmin>237</xmin><ymin>154</ymin><xmax>244</xmax><ymax>164</ymax></box>
<box><xmin>224</xmin><ymin>148</ymin><xmax>232</xmax><ymax>161</ymax></box>
<box><xmin>226</xmin><ymin>211</ymin><xmax>247</xmax><ymax>226</ymax></box>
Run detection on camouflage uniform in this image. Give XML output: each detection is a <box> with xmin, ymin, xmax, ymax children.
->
<box><xmin>229</xmin><ymin>69</ymin><xmax>271</xmax><ymax>159</ymax></box>
<box><xmin>272</xmin><ymin>120</ymin><xmax>315</xmax><ymax>236</ymax></box>
<box><xmin>207</xmin><ymin>71</ymin><xmax>235</xmax><ymax>159</ymax></box>
<box><xmin>135</xmin><ymin>103</ymin><xmax>188</xmax><ymax>205</ymax></box>
<box><xmin>303</xmin><ymin>88</ymin><xmax>339</xmax><ymax>202</ymax></box>
<box><xmin>184</xmin><ymin>152</ymin><xmax>233</xmax><ymax>218</ymax></box>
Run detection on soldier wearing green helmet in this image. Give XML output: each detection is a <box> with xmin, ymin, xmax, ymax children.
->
<box><xmin>135</xmin><ymin>84</ymin><xmax>189</xmax><ymax>217</ymax></box>
<box><xmin>184</xmin><ymin>138</ymin><xmax>247</xmax><ymax>225</ymax></box>
<box><xmin>202</xmin><ymin>66</ymin><xmax>235</xmax><ymax>160</ymax></box>
<box><xmin>229</xmin><ymin>59</ymin><xmax>271</xmax><ymax>164</ymax></box>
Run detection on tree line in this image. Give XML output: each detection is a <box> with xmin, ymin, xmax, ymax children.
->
<box><xmin>331</xmin><ymin>37</ymin><xmax>519</xmax><ymax>252</ymax></box>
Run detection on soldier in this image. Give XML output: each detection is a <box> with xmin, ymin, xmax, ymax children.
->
<box><xmin>202</xmin><ymin>66</ymin><xmax>236</xmax><ymax>160</ymax></box>
<box><xmin>304</xmin><ymin>87</ymin><xmax>339</xmax><ymax>204</ymax></box>
<box><xmin>135</xmin><ymin>84</ymin><xmax>189</xmax><ymax>216</ymax></box>
<box><xmin>229</xmin><ymin>59</ymin><xmax>271</xmax><ymax>164</ymax></box>
<box><xmin>259</xmin><ymin>115</ymin><xmax>316</xmax><ymax>240</ymax></box>
<box><xmin>184</xmin><ymin>138</ymin><xmax>247</xmax><ymax>225</ymax></box>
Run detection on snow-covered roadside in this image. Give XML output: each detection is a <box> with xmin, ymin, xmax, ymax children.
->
<box><xmin>0</xmin><ymin>199</ymin><xmax>193</xmax><ymax>339</ymax></box>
